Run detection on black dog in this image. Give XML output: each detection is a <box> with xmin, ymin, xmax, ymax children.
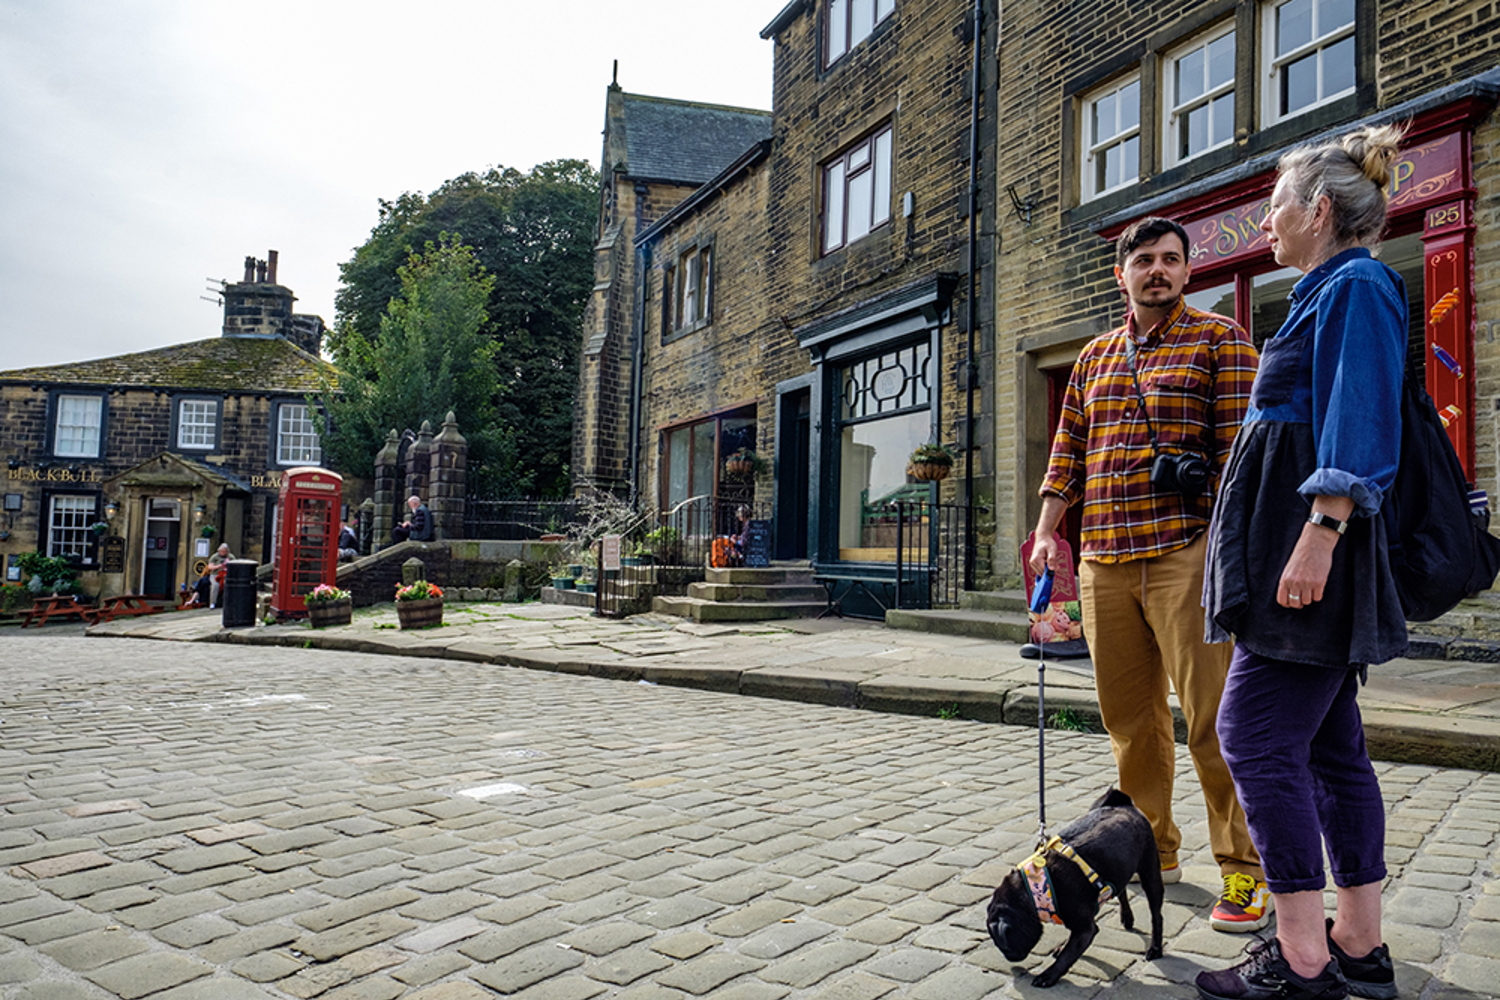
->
<box><xmin>986</xmin><ymin>788</ymin><xmax>1164</xmax><ymax>988</ymax></box>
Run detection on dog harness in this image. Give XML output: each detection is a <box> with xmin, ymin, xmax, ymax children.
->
<box><xmin>1017</xmin><ymin>835</ymin><xmax>1116</xmax><ymax>926</ymax></box>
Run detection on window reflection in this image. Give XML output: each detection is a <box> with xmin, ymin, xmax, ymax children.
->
<box><xmin>838</xmin><ymin>410</ymin><xmax>929</xmax><ymax>561</ymax></box>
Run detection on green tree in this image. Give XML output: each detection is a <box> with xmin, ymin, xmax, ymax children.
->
<box><xmin>328</xmin><ymin>160</ymin><xmax>598</xmax><ymax>497</ymax></box>
<box><xmin>322</xmin><ymin>236</ymin><xmax>513</xmax><ymax>491</ymax></box>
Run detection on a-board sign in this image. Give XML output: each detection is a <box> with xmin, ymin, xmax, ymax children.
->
<box><xmin>744</xmin><ymin>519</ymin><xmax>771</xmax><ymax>568</ymax></box>
<box><xmin>100</xmin><ymin>536</ymin><xmax>126</xmax><ymax>574</ymax></box>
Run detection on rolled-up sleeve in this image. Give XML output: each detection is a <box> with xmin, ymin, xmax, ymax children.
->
<box><xmin>1300</xmin><ymin>271</ymin><xmax>1406</xmax><ymax>517</ymax></box>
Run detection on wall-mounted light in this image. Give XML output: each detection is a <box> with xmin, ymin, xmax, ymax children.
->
<box><xmin>5</xmin><ymin>458</ymin><xmax>18</xmax><ymax>471</ymax></box>
<box><xmin>105</xmin><ymin>500</ymin><xmax>119</xmax><ymax>522</ymax></box>
<box><xmin>194</xmin><ymin>504</ymin><xmax>206</xmax><ymax>523</ymax></box>
<box><xmin>1006</xmin><ymin>183</ymin><xmax>1038</xmax><ymax>227</ymax></box>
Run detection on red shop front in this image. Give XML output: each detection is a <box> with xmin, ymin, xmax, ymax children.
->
<box><xmin>1101</xmin><ymin>99</ymin><xmax>1491</xmax><ymax>480</ymax></box>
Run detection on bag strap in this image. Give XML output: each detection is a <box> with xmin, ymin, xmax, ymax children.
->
<box><xmin>1123</xmin><ymin>337</ymin><xmax>1166</xmax><ymax>456</ymax></box>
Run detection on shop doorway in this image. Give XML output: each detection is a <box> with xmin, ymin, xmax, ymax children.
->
<box><xmin>141</xmin><ymin>498</ymin><xmax>182</xmax><ymax>599</ymax></box>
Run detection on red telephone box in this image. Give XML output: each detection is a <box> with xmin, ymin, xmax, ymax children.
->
<box><xmin>272</xmin><ymin>468</ymin><xmax>343</xmax><ymax>617</ymax></box>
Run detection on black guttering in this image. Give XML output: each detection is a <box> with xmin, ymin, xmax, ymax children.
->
<box><xmin>761</xmin><ymin>0</ymin><xmax>808</xmax><ymax>39</ymax></box>
<box><xmin>1092</xmin><ymin>67</ymin><xmax>1500</xmax><ymax>234</ymax></box>
<box><xmin>634</xmin><ymin>140</ymin><xmax>774</xmax><ymax>247</ymax></box>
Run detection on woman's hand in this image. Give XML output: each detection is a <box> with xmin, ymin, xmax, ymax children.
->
<box><xmin>1279</xmin><ymin>496</ymin><xmax>1355</xmax><ymax>609</ymax></box>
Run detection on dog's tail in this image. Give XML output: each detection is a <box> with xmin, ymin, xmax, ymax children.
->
<box><xmin>1094</xmin><ymin>788</ymin><xmax>1135</xmax><ymax>810</ymax></box>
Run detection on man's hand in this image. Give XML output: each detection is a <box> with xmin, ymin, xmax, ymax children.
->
<box><xmin>1029</xmin><ymin>495</ymin><xmax>1069</xmax><ymax>575</ymax></box>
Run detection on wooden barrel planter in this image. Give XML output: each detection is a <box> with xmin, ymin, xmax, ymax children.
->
<box><xmin>307</xmin><ymin>598</ymin><xmax>352</xmax><ymax>629</ymax></box>
<box><xmin>396</xmin><ymin>597</ymin><xmax>443</xmax><ymax>630</ymax></box>
<box><xmin>907</xmin><ymin>461</ymin><xmax>952</xmax><ymax>482</ymax></box>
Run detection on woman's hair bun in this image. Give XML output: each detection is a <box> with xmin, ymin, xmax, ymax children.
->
<box><xmin>1341</xmin><ymin>123</ymin><xmax>1407</xmax><ymax>188</ymax></box>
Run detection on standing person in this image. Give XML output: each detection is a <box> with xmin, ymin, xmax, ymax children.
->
<box><xmin>206</xmin><ymin>543</ymin><xmax>233</xmax><ymax>609</ymax></box>
<box><xmin>1197</xmin><ymin>125</ymin><xmax>1408</xmax><ymax>1000</ymax></box>
<box><xmin>1031</xmin><ymin>216</ymin><xmax>1267</xmax><ymax>931</ymax></box>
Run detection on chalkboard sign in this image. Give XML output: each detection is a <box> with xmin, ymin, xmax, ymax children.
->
<box><xmin>744</xmin><ymin>519</ymin><xmax>772</xmax><ymax>568</ymax></box>
<box><xmin>100</xmin><ymin>536</ymin><xmax>126</xmax><ymax>574</ymax></box>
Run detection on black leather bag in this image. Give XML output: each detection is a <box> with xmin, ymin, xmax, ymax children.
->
<box><xmin>1384</xmin><ymin>375</ymin><xmax>1500</xmax><ymax>621</ymax></box>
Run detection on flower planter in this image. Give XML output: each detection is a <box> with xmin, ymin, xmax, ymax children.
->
<box><xmin>307</xmin><ymin>597</ymin><xmax>352</xmax><ymax>629</ymax></box>
<box><xmin>568</xmin><ymin>564</ymin><xmax>584</xmax><ymax>578</ymax></box>
<box><xmin>551</xmin><ymin>577</ymin><xmax>575</xmax><ymax>591</ymax></box>
<box><xmin>724</xmin><ymin>459</ymin><xmax>753</xmax><ymax>479</ymax></box>
<box><xmin>396</xmin><ymin>597</ymin><xmax>443</xmax><ymax>630</ymax></box>
<box><xmin>576</xmin><ymin>582</ymin><xmax>596</xmax><ymax>594</ymax></box>
<box><xmin>907</xmin><ymin>461</ymin><xmax>952</xmax><ymax>482</ymax></box>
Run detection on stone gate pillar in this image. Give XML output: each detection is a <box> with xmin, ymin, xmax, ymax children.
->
<box><xmin>373</xmin><ymin>430</ymin><xmax>399</xmax><ymax>552</ymax></box>
<box><xmin>405</xmin><ymin>420</ymin><xmax>434</xmax><ymax>512</ymax></box>
<box><xmin>431</xmin><ymin>411</ymin><xmax>469</xmax><ymax>540</ymax></box>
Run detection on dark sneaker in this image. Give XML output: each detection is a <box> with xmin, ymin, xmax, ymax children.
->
<box><xmin>1326</xmin><ymin>919</ymin><xmax>1396</xmax><ymax>999</ymax></box>
<box><xmin>1197</xmin><ymin>938</ymin><xmax>1349</xmax><ymax>1000</ymax></box>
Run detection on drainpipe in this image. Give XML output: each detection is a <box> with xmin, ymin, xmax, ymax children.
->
<box><xmin>963</xmin><ymin>0</ymin><xmax>985</xmax><ymax>592</ymax></box>
<box><xmin>627</xmin><ymin>239</ymin><xmax>650</xmax><ymax>506</ymax></box>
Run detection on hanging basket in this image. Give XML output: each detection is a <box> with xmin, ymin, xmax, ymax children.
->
<box><xmin>307</xmin><ymin>597</ymin><xmax>352</xmax><ymax>629</ymax></box>
<box><xmin>724</xmin><ymin>458</ymin><xmax>753</xmax><ymax>479</ymax></box>
<box><xmin>396</xmin><ymin>597</ymin><xmax>443</xmax><ymax>630</ymax></box>
<box><xmin>907</xmin><ymin>461</ymin><xmax>952</xmax><ymax>482</ymax></box>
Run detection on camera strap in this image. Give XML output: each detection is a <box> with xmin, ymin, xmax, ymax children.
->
<box><xmin>1123</xmin><ymin>336</ymin><xmax>1166</xmax><ymax>457</ymax></box>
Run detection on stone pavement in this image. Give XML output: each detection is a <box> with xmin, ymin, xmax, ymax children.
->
<box><xmin>2</xmin><ymin>637</ymin><xmax>1499</xmax><ymax>999</ymax></box>
<box><xmin>69</xmin><ymin>600</ymin><xmax>1500</xmax><ymax>773</ymax></box>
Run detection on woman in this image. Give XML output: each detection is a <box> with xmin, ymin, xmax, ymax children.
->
<box><xmin>1198</xmin><ymin>123</ymin><xmax>1407</xmax><ymax>1000</ymax></box>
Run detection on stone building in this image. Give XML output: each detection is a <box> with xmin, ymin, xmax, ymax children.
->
<box><xmin>575</xmin><ymin>1</ymin><xmax>999</xmax><ymax>611</ymax></box>
<box><xmin>0</xmin><ymin>253</ymin><xmax>336</xmax><ymax>600</ymax></box>
<box><xmin>992</xmin><ymin>0</ymin><xmax>1500</xmax><ymax>583</ymax></box>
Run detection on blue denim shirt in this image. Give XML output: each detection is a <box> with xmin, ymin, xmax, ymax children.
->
<box><xmin>1242</xmin><ymin>248</ymin><xmax>1406</xmax><ymax>517</ymax></box>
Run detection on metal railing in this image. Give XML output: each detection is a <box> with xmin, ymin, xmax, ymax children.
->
<box><xmin>461</xmin><ymin>498</ymin><xmax>583</xmax><ymax>540</ymax></box>
<box><xmin>892</xmin><ymin>499</ymin><xmax>986</xmax><ymax>610</ymax></box>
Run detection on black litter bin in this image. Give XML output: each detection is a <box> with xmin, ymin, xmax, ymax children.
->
<box><xmin>222</xmin><ymin>559</ymin><xmax>257</xmax><ymax>628</ymax></box>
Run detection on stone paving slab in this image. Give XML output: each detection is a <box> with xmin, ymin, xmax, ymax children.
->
<box><xmin>3</xmin><ymin>635</ymin><xmax>1500</xmax><ymax>998</ymax></box>
<box><xmin>78</xmin><ymin>599</ymin><xmax>1500</xmax><ymax>772</ymax></box>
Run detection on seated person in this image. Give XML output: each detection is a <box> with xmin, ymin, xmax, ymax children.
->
<box><xmin>338</xmin><ymin>520</ymin><xmax>358</xmax><ymax>562</ymax></box>
<box><xmin>392</xmin><ymin>496</ymin><xmax>433</xmax><ymax>544</ymax></box>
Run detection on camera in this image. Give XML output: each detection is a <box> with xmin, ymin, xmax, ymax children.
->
<box><xmin>1150</xmin><ymin>451</ymin><xmax>1210</xmax><ymax>497</ymax></box>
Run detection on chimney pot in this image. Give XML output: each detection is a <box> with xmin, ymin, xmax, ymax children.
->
<box><xmin>267</xmin><ymin>250</ymin><xmax>279</xmax><ymax>285</ymax></box>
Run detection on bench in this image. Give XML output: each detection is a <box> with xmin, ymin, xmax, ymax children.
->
<box><xmin>87</xmin><ymin>595</ymin><xmax>164</xmax><ymax>625</ymax></box>
<box><xmin>21</xmin><ymin>596</ymin><xmax>92</xmax><ymax>628</ymax></box>
<box><xmin>812</xmin><ymin>573</ymin><xmax>904</xmax><ymax>620</ymax></box>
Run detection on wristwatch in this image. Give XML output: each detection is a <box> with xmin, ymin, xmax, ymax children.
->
<box><xmin>1307</xmin><ymin>511</ymin><xmax>1348</xmax><ymax>535</ymax></box>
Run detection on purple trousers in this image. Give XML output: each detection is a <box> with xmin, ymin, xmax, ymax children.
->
<box><xmin>1216</xmin><ymin>647</ymin><xmax>1387</xmax><ymax>894</ymax></box>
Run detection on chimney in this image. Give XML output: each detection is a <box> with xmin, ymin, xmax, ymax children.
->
<box><xmin>222</xmin><ymin>250</ymin><xmax>295</xmax><ymax>340</ymax></box>
<box><xmin>267</xmin><ymin>249</ymin><xmax>279</xmax><ymax>285</ymax></box>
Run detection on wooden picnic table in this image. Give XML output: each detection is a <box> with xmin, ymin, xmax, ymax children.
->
<box><xmin>87</xmin><ymin>594</ymin><xmax>165</xmax><ymax>625</ymax></box>
<box><xmin>20</xmin><ymin>595</ymin><xmax>92</xmax><ymax>628</ymax></box>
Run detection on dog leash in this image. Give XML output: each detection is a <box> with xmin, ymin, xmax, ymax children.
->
<box><xmin>1029</xmin><ymin>566</ymin><xmax>1054</xmax><ymax>847</ymax></box>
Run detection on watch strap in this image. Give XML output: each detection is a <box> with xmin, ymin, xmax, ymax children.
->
<box><xmin>1308</xmin><ymin>511</ymin><xmax>1348</xmax><ymax>535</ymax></box>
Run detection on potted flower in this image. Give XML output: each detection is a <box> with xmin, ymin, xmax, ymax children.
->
<box><xmin>723</xmin><ymin>448</ymin><xmax>768</xmax><ymax>481</ymax></box>
<box><xmin>89</xmin><ymin>520</ymin><xmax>111</xmax><ymax>537</ymax></box>
<box><xmin>907</xmin><ymin>443</ymin><xmax>955</xmax><ymax>482</ymax></box>
<box><xmin>642</xmin><ymin>525</ymin><xmax>682</xmax><ymax>565</ymax></box>
<box><xmin>395</xmin><ymin>579</ymin><xmax>444</xmax><ymax>629</ymax></box>
<box><xmin>550</xmin><ymin>567</ymin><xmax>576</xmax><ymax>591</ymax></box>
<box><xmin>305</xmin><ymin>583</ymin><xmax>353</xmax><ymax>628</ymax></box>
<box><xmin>200</xmin><ymin>524</ymin><xmax>217</xmax><ymax>538</ymax></box>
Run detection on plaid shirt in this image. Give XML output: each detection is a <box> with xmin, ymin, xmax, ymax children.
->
<box><xmin>1041</xmin><ymin>300</ymin><xmax>1258</xmax><ymax>563</ymax></box>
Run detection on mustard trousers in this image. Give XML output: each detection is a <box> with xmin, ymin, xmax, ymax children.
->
<box><xmin>1079</xmin><ymin>533</ymin><xmax>1262</xmax><ymax>877</ymax></box>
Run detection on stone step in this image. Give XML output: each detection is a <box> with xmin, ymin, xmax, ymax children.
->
<box><xmin>704</xmin><ymin>565</ymin><xmax>816</xmax><ymax>586</ymax></box>
<box><xmin>687</xmin><ymin>582</ymin><xmax>826</xmax><ymax>602</ymax></box>
<box><xmin>884</xmin><ymin>608</ymin><xmax>1033</xmax><ymax>643</ymax></box>
<box><xmin>540</xmin><ymin>586</ymin><xmax>596</xmax><ymax>609</ymax></box>
<box><xmin>652</xmin><ymin>596</ymin><xmax>825</xmax><ymax>622</ymax></box>
<box><xmin>959</xmin><ymin>589</ymin><xmax>1030</xmax><ymax>614</ymax></box>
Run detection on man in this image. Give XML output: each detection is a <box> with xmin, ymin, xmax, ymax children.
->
<box><xmin>392</xmin><ymin>496</ymin><xmax>433</xmax><ymax>544</ymax></box>
<box><xmin>1030</xmin><ymin>216</ymin><xmax>1268</xmax><ymax>932</ymax></box>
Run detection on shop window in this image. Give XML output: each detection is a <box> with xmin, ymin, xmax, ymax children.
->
<box><xmin>53</xmin><ymin>394</ymin><xmax>103</xmax><ymax>458</ymax></box>
<box><xmin>836</xmin><ymin>341</ymin><xmax>931</xmax><ymax>562</ymax></box>
<box><xmin>175</xmin><ymin>398</ymin><xmax>219</xmax><ymax>450</ymax></box>
<box><xmin>665</xmin><ymin>243</ymin><xmax>713</xmax><ymax>336</ymax></box>
<box><xmin>1164</xmin><ymin>25</ymin><xmax>1236</xmax><ymax>167</ymax></box>
<box><xmin>1263</xmin><ymin>0</ymin><xmax>1355</xmax><ymax>123</ymax></box>
<box><xmin>826</xmin><ymin>0</ymin><xmax>896</xmax><ymax>67</ymax></box>
<box><xmin>1082</xmin><ymin>75</ymin><xmax>1141</xmax><ymax>201</ymax></box>
<box><xmin>47</xmin><ymin>494</ymin><xmax>95</xmax><ymax>560</ymax></box>
<box><xmin>275</xmin><ymin>403</ymin><xmax>322</xmax><ymax>467</ymax></box>
<box><xmin>823</xmin><ymin>125</ymin><xmax>893</xmax><ymax>254</ymax></box>
<box><xmin>661</xmin><ymin>411</ymin><xmax>757</xmax><ymax>511</ymax></box>
<box><xmin>1185</xmin><ymin>280</ymin><xmax>1236</xmax><ymax>321</ymax></box>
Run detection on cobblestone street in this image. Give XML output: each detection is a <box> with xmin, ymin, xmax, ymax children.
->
<box><xmin>2</xmin><ymin>638</ymin><xmax>1499</xmax><ymax>999</ymax></box>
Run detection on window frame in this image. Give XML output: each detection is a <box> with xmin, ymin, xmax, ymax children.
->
<box><xmin>171</xmin><ymin>395</ymin><xmax>222</xmax><ymax>451</ymax></box>
<box><xmin>273</xmin><ymin>401</ymin><xmax>323</xmax><ymax>468</ymax></box>
<box><xmin>821</xmin><ymin>124</ymin><xmax>894</xmax><ymax>256</ymax></box>
<box><xmin>50</xmin><ymin>392</ymin><xmax>105</xmax><ymax>459</ymax></box>
<box><xmin>1162</xmin><ymin>21</ymin><xmax>1237</xmax><ymax>169</ymax></box>
<box><xmin>664</xmin><ymin>241</ymin><xmax>714</xmax><ymax>338</ymax></box>
<box><xmin>1081</xmin><ymin>74</ymin><xmax>1142</xmax><ymax>202</ymax></box>
<box><xmin>1261</xmin><ymin>0</ymin><xmax>1356</xmax><ymax>125</ymax></box>
<box><xmin>46</xmin><ymin>493</ymin><xmax>97</xmax><ymax>561</ymax></box>
<box><xmin>825</xmin><ymin>0</ymin><xmax>896</xmax><ymax>68</ymax></box>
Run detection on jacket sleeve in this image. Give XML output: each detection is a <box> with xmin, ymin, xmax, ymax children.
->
<box><xmin>1039</xmin><ymin>353</ymin><xmax>1090</xmax><ymax>506</ymax></box>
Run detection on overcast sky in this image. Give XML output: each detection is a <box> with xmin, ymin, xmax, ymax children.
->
<box><xmin>0</xmin><ymin>1</ymin><xmax>781</xmax><ymax>371</ymax></box>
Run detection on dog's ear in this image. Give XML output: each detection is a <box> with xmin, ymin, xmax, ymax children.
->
<box><xmin>1092</xmin><ymin>787</ymin><xmax>1135</xmax><ymax>810</ymax></box>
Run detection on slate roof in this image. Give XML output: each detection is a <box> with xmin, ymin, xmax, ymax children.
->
<box><xmin>0</xmin><ymin>336</ymin><xmax>337</xmax><ymax>394</ymax></box>
<box><xmin>621</xmin><ymin>94</ymin><xmax>772</xmax><ymax>186</ymax></box>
